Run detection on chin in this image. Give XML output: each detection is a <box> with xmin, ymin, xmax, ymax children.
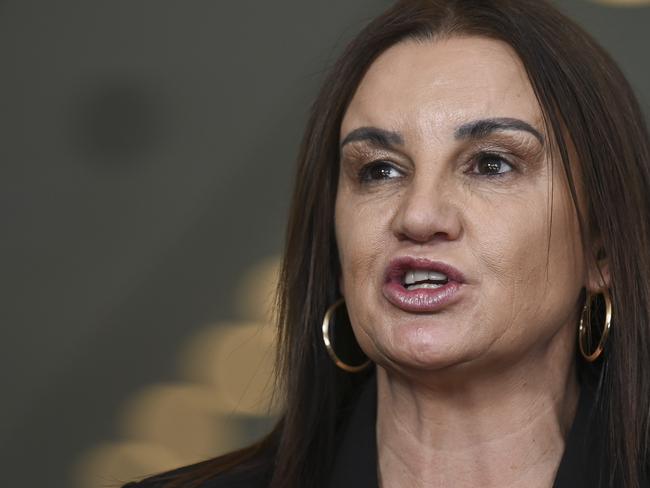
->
<box><xmin>375</xmin><ymin>320</ymin><xmax>478</xmax><ymax>372</ymax></box>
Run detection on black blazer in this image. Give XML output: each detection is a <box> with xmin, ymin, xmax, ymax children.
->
<box><xmin>126</xmin><ymin>371</ymin><xmax>640</xmax><ymax>488</ymax></box>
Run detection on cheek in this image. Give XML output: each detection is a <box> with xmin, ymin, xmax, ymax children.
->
<box><xmin>335</xmin><ymin>190</ymin><xmax>393</xmax><ymax>291</ymax></box>
<box><xmin>469</xmin><ymin>177</ymin><xmax>585</xmax><ymax>345</ymax></box>
<box><xmin>463</xmin><ymin>196</ymin><xmax>547</xmax><ymax>345</ymax></box>
<box><xmin>468</xmin><ymin>189</ymin><xmax>549</xmax><ymax>283</ymax></box>
<box><xmin>335</xmin><ymin>189</ymin><xmax>398</xmax><ymax>352</ymax></box>
<box><xmin>544</xmin><ymin>177</ymin><xmax>586</xmax><ymax>313</ymax></box>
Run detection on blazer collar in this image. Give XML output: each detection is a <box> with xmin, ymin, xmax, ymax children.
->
<box><xmin>327</xmin><ymin>371</ymin><xmax>604</xmax><ymax>488</ymax></box>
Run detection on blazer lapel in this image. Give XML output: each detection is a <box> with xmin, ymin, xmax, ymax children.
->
<box><xmin>552</xmin><ymin>382</ymin><xmax>606</xmax><ymax>488</ymax></box>
<box><xmin>327</xmin><ymin>373</ymin><xmax>379</xmax><ymax>488</ymax></box>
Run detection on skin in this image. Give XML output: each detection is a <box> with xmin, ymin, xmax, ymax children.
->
<box><xmin>335</xmin><ymin>36</ymin><xmax>610</xmax><ymax>488</ymax></box>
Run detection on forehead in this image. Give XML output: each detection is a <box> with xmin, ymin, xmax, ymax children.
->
<box><xmin>341</xmin><ymin>36</ymin><xmax>544</xmax><ymax>142</ymax></box>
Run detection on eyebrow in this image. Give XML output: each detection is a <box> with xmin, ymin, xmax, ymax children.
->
<box><xmin>339</xmin><ymin>127</ymin><xmax>404</xmax><ymax>150</ymax></box>
<box><xmin>340</xmin><ymin>117</ymin><xmax>544</xmax><ymax>151</ymax></box>
<box><xmin>454</xmin><ymin>117</ymin><xmax>544</xmax><ymax>145</ymax></box>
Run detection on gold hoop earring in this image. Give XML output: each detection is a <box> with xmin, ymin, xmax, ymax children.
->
<box><xmin>578</xmin><ymin>288</ymin><xmax>612</xmax><ymax>362</ymax></box>
<box><xmin>322</xmin><ymin>298</ymin><xmax>371</xmax><ymax>373</ymax></box>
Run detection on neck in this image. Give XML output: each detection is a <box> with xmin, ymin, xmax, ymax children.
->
<box><xmin>376</xmin><ymin>343</ymin><xmax>579</xmax><ymax>488</ymax></box>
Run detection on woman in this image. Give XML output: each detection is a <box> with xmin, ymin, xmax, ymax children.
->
<box><xmin>126</xmin><ymin>0</ymin><xmax>650</xmax><ymax>487</ymax></box>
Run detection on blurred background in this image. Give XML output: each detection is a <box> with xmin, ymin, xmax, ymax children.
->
<box><xmin>1</xmin><ymin>1</ymin><xmax>648</xmax><ymax>487</ymax></box>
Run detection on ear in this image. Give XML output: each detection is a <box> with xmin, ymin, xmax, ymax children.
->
<box><xmin>586</xmin><ymin>238</ymin><xmax>611</xmax><ymax>293</ymax></box>
<box><xmin>339</xmin><ymin>274</ymin><xmax>346</xmax><ymax>297</ymax></box>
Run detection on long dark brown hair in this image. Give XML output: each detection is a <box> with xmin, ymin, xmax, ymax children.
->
<box><xmin>143</xmin><ymin>1</ymin><xmax>650</xmax><ymax>487</ymax></box>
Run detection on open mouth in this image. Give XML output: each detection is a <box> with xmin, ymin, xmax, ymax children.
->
<box><xmin>403</xmin><ymin>269</ymin><xmax>449</xmax><ymax>291</ymax></box>
<box><xmin>382</xmin><ymin>257</ymin><xmax>465</xmax><ymax>313</ymax></box>
<box><xmin>385</xmin><ymin>257</ymin><xmax>465</xmax><ymax>289</ymax></box>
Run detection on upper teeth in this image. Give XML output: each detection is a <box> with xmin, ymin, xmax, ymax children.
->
<box><xmin>404</xmin><ymin>269</ymin><xmax>448</xmax><ymax>285</ymax></box>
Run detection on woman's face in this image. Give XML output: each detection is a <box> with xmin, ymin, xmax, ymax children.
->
<box><xmin>335</xmin><ymin>36</ymin><xmax>597</xmax><ymax>374</ymax></box>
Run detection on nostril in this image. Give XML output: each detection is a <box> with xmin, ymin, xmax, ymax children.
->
<box><xmin>391</xmin><ymin>191</ymin><xmax>463</xmax><ymax>243</ymax></box>
<box><xmin>396</xmin><ymin>229</ymin><xmax>456</xmax><ymax>244</ymax></box>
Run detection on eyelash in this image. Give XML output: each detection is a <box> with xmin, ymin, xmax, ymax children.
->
<box><xmin>357</xmin><ymin>160</ymin><xmax>402</xmax><ymax>183</ymax></box>
<box><xmin>470</xmin><ymin>152</ymin><xmax>515</xmax><ymax>177</ymax></box>
<box><xmin>356</xmin><ymin>151</ymin><xmax>516</xmax><ymax>183</ymax></box>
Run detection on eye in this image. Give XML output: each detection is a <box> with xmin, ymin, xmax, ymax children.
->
<box><xmin>471</xmin><ymin>152</ymin><xmax>514</xmax><ymax>176</ymax></box>
<box><xmin>358</xmin><ymin>160</ymin><xmax>403</xmax><ymax>183</ymax></box>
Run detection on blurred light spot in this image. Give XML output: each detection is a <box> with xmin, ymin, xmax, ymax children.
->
<box><xmin>178</xmin><ymin>321</ymin><xmax>281</xmax><ymax>416</ymax></box>
<box><xmin>73</xmin><ymin>441</ymin><xmax>181</xmax><ymax>488</ymax></box>
<box><xmin>76</xmin><ymin>256</ymin><xmax>283</xmax><ymax>487</ymax></box>
<box><xmin>234</xmin><ymin>256</ymin><xmax>280</xmax><ymax>324</ymax></box>
<box><xmin>118</xmin><ymin>383</ymin><xmax>243</xmax><ymax>464</ymax></box>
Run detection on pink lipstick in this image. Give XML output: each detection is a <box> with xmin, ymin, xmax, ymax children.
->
<box><xmin>382</xmin><ymin>257</ymin><xmax>466</xmax><ymax>313</ymax></box>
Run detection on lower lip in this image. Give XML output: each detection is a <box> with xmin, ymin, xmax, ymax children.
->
<box><xmin>382</xmin><ymin>281</ymin><xmax>463</xmax><ymax>313</ymax></box>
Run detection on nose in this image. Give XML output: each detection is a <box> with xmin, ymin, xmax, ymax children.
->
<box><xmin>391</xmin><ymin>176</ymin><xmax>463</xmax><ymax>244</ymax></box>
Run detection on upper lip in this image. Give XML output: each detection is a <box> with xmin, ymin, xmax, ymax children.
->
<box><xmin>385</xmin><ymin>256</ymin><xmax>466</xmax><ymax>285</ymax></box>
